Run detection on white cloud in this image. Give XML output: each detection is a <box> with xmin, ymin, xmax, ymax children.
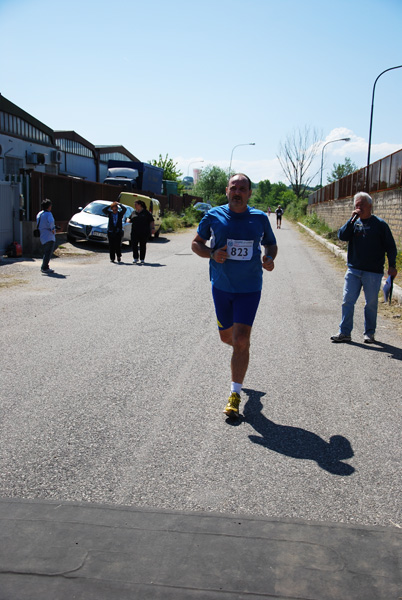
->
<box><xmin>175</xmin><ymin>128</ymin><xmax>402</xmax><ymax>185</ymax></box>
<box><xmin>322</xmin><ymin>127</ymin><xmax>401</xmax><ymax>160</ymax></box>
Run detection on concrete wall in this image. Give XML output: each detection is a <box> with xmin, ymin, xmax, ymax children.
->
<box><xmin>308</xmin><ymin>187</ymin><xmax>402</xmax><ymax>248</ymax></box>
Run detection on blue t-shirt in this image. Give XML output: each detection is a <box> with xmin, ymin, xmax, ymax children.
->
<box><xmin>36</xmin><ymin>210</ymin><xmax>55</xmax><ymax>244</ymax></box>
<box><xmin>197</xmin><ymin>204</ymin><xmax>277</xmax><ymax>293</ymax></box>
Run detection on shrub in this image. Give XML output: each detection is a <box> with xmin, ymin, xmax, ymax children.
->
<box><xmin>302</xmin><ymin>211</ymin><xmax>333</xmax><ymax>236</ymax></box>
<box><xmin>161</xmin><ymin>211</ymin><xmax>181</xmax><ymax>232</ymax></box>
<box><xmin>285</xmin><ymin>198</ymin><xmax>308</xmax><ymax>221</ymax></box>
<box><xmin>181</xmin><ymin>205</ymin><xmax>203</xmax><ymax>227</ymax></box>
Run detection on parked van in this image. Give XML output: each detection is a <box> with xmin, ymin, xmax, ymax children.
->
<box><xmin>117</xmin><ymin>192</ymin><xmax>162</xmax><ymax>238</ymax></box>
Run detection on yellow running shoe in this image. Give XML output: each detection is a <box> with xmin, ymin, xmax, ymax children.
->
<box><xmin>223</xmin><ymin>392</ymin><xmax>241</xmax><ymax>417</ymax></box>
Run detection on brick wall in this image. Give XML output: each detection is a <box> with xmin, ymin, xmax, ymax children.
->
<box><xmin>307</xmin><ymin>187</ymin><xmax>402</xmax><ymax>249</ymax></box>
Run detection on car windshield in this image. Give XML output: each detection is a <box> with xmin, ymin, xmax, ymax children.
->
<box><xmin>83</xmin><ymin>202</ymin><xmax>109</xmax><ymax>216</ymax></box>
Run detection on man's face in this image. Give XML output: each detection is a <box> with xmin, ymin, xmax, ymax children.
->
<box><xmin>354</xmin><ymin>198</ymin><xmax>372</xmax><ymax>219</ymax></box>
<box><xmin>226</xmin><ymin>175</ymin><xmax>252</xmax><ymax>213</ymax></box>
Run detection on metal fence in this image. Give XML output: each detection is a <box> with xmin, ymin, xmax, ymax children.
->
<box><xmin>309</xmin><ymin>148</ymin><xmax>402</xmax><ymax>204</ymax></box>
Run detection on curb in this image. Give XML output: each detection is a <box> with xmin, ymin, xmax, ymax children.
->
<box><xmin>297</xmin><ymin>222</ymin><xmax>402</xmax><ymax>304</ymax></box>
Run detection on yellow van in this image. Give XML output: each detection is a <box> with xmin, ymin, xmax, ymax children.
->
<box><xmin>117</xmin><ymin>192</ymin><xmax>162</xmax><ymax>238</ymax></box>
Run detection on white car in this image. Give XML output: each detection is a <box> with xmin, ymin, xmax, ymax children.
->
<box><xmin>67</xmin><ymin>200</ymin><xmax>134</xmax><ymax>244</ymax></box>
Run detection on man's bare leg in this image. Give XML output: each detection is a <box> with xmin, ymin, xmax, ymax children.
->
<box><xmin>220</xmin><ymin>323</ymin><xmax>252</xmax><ymax>416</ymax></box>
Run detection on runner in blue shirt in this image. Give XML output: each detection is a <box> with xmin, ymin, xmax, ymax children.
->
<box><xmin>192</xmin><ymin>173</ymin><xmax>278</xmax><ymax>418</ymax></box>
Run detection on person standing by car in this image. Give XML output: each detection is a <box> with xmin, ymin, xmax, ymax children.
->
<box><xmin>37</xmin><ymin>199</ymin><xmax>56</xmax><ymax>274</ymax></box>
<box><xmin>102</xmin><ymin>201</ymin><xmax>127</xmax><ymax>263</ymax></box>
<box><xmin>130</xmin><ymin>200</ymin><xmax>155</xmax><ymax>264</ymax></box>
<box><xmin>191</xmin><ymin>173</ymin><xmax>277</xmax><ymax>418</ymax></box>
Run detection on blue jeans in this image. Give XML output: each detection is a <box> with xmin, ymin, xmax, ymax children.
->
<box><xmin>41</xmin><ymin>240</ymin><xmax>55</xmax><ymax>271</ymax></box>
<box><xmin>340</xmin><ymin>268</ymin><xmax>383</xmax><ymax>336</ymax></box>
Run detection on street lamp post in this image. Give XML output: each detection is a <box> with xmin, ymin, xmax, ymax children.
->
<box><xmin>187</xmin><ymin>160</ymin><xmax>204</xmax><ymax>177</ymax></box>
<box><xmin>229</xmin><ymin>143</ymin><xmax>255</xmax><ymax>177</ymax></box>
<box><xmin>366</xmin><ymin>65</ymin><xmax>402</xmax><ymax>191</ymax></box>
<box><xmin>320</xmin><ymin>137</ymin><xmax>351</xmax><ymax>188</ymax></box>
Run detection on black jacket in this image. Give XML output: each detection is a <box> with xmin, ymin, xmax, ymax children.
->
<box><xmin>102</xmin><ymin>204</ymin><xmax>127</xmax><ymax>233</ymax></box>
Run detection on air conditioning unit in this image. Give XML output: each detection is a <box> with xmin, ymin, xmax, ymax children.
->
<box><xmin>51</xmin><ymin>150</ymin><xmax>62</xmax><ymax>163</ymax></box>
<box><xmin>26</xmin><ymin>152</ymin><xmax>38</xmax><ymax>165</ymax></box>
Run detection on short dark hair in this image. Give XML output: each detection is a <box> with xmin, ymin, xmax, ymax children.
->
<box><xmin>228</xmin><ymin>173</ymin><xmax>252</xmax><ymax>190</ymax></box>
<box><xmin>41</xmin><ymin>199</ymin><xmax>52</xmax><ymax>210</ymax></box>
<box><xmin>135</xmin><ymin>200</ymin><xmax>147</xmax><ymax>210</ymax></box>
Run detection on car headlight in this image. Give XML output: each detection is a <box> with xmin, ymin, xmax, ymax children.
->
<box><xmin>69</xmin><ymin>221</ymin><xmax>81</xmax><ymax>227</ymax></box>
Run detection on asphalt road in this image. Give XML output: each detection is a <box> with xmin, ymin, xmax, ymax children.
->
<box><xmin>0</xmin><ymin>220</ymin><xmax>401</xmax><ymax>529</ymax></box>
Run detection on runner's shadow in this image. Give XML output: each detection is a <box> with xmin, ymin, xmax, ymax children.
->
<box><xmin>242</xmin><ymin>389</ymin><xmax>355</xmax><ymax>476</ymax></box>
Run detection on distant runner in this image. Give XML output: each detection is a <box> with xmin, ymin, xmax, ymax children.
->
<box><xmin>275</xmin><ymin>205</ymin><xmax>283</xmax><ymax>229</ymax></box>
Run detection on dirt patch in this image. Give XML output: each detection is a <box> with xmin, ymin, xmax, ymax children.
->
<box><xmin>378</xmin><ymin>299</ymin><xmax>402</xmax><ymax>332</ymax></box>
<box><xmin>0</xmin><ymin>274</ymin><xmax>29</xmax><ymax>289</ymax></box>
<box><xmin>54</xmin><ymin>233</ymin><xmax>100</xmax><ymax>257</ymax></box>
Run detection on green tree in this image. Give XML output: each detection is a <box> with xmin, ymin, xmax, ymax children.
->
<box><xmin>193</xmin><ymin>165</ymin><xmax>228</xmax><ymax>205</ymax></box>
<box><xmin>250</xmin><ymin>179</ymin><xmax>271</xmax><ymax>209</ymax></box>
<box><xmin>327</xmin><ymin>157</ymin><xmax>358</xmax><ymax>183</ymax></box>
<box><xmin>149</xmin><ymin>153</ymin><xmax>183</xmax><ymax>181</ymax></box>
<box><xmin>268</xmin><ymin>182</ymin><xmax>288</xmax><ymax>206</ymax></box>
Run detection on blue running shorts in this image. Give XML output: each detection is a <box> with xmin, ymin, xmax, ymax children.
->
<box><xmin>212</xmin><ymin>286</ymin><xmax>262</xmax><ymax>330</ymax></box>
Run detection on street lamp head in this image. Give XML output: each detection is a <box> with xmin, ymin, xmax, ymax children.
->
<box><xmin>320</xmin><ymin>137</ymin><xmax>352</xmax><ymax>188</ymax></box>
<box><xmin>229</xmin><ymin>143</ymin><xmax>256</xmax><ymax>176</ymax></box>
<box><xmin>187</xmin><ymin>159</ymin><xmax>205</xmax><ymax>176</ymax></box>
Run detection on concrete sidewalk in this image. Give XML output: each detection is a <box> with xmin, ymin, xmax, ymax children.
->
<box><xmin>0</xmin><ymin>498</ymin><xmax>401</xmax><ymax>599</ymax></box>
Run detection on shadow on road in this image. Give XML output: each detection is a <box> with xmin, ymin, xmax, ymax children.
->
<box><xmin>349</xmin><ymin>340</ymin><xmax>402</xmax><ymax>361</ymax></box>
<box><xmin>239</xmin><ymin>388</ymin><xmax>355</xmax><ymax>476</ymax></box>
<box><xmin>45</xmin><ymin>272</ymin><xmax>68</xmax><ymax>279</ymax></box>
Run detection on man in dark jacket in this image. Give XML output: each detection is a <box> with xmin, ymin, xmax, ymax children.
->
<box><xmin>102</xmin><ymin>201</ymin><xmax>127</xmax><ymax>263</ymax></box>
<box><xmin>331</xmin><ymin>192</ymin><xmax>397</xmax><ymax>344</ymax></box>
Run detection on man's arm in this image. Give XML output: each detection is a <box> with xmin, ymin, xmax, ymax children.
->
<box><xmin>192</xmin><ymin>233</ymin><xmax>228</xmax><ymax>262</ymax></box>
<box><xmin>338</xmin><ymin>209</ymin><xmax>358</xmax><ymax>241</ymax></box>
<box><xmin>192</xmin><ymin>233</ymin><xmax>214</xmax><ymax>258</ymax></box>
<box><xmin>383</xmin><ymin>223</ymin><xmax>398</xmax><ymax>278</ymax></box>
<box><xmin>262</xmin><ymin>244</ymin><xmax>278</xmax><ymax>271</ymax></box>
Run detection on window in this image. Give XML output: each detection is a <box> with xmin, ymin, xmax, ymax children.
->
<box><xmin>4</xmin><ymin>156</ymin><xmax>23</xmax><ymax>176</ymax></box>
<box><xmin>100</xmin><ymin>152</ymin><xmax>132</xmax><ymax>163</ymax></box>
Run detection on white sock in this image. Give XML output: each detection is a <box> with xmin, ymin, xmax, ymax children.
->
<box><xmin>231</xmin><ymin>382</ymin><xmax>242</xmax><ymax>395</ymax></box>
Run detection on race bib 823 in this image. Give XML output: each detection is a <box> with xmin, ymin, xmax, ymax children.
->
<box><xmin>227</xmin><ymin>239</ymin><xmax>253</xmax><ymax>261</ymax></box>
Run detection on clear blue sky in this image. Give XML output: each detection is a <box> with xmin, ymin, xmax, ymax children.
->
<box><xmin>1</xmin><ymin>0</ymin><xmax>401</xmax><ymax>184</ymax></box>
